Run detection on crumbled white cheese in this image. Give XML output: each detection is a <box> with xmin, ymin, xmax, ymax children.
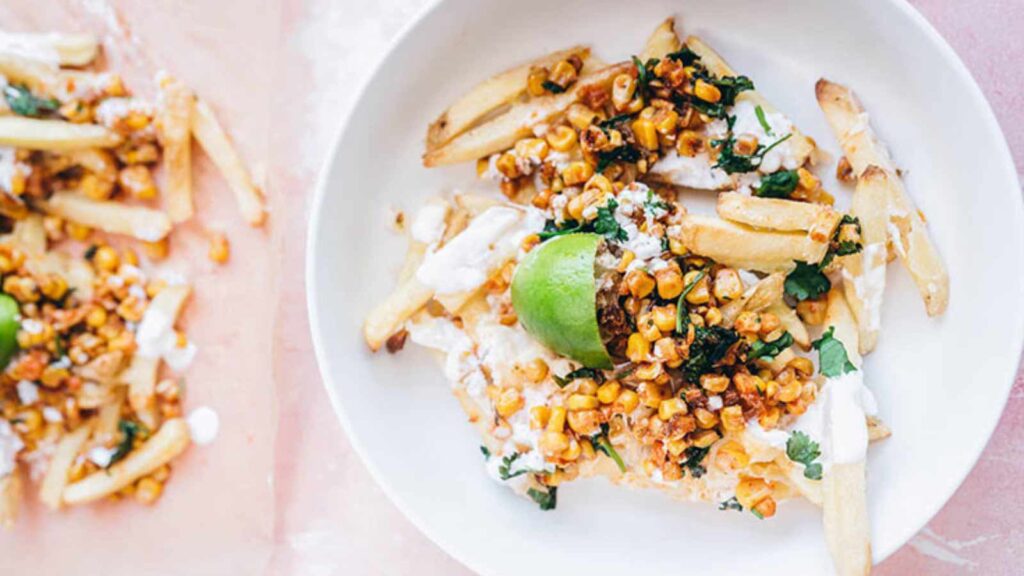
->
<box><xmin>410</xmin><ymin>202</ymin><xmax>448</xmax><ymax>245</ymax></box>
<box><xmin>0</xmin><ymin>420</ymin><xmax>23</xmax><ymax>476</ymax></box>
<box><xmin>94</xmin><ymin>97</ymin><xmax>153</xmax><ymax>128</ymax></box>
<box><xmin>87</xmin><ymin>445</ymin><xmax>116</xmax><ymax>468</ymax></box>
<box><xmin>42</xmin><ymin>407</ymin><xmax>63</xmax><ymax>423</ymax></box>
<box><xmin>707</xmin><ymin>395</ymin><xmax>723</xmax><ymax>411</ymax></box>
<box><xmin>16</xmin><ymin>380</ymin><xmax>39</xmax><ymax>405</ymax></box>
<box><xmin>729</xmin><ymin>100</ymin><xmax>802</xmax><ymax>174</ymax></box>
<box><xmin>186</xmin><ymin>406</ymin><xmax>219</xmax><ymax>446</ymax></box>
<box><xmin>135</xmin><ymin>307</ymin><xmax>197</xmax><ymax>372</ymax></box>
<box><xmin>649</xmin><ymin>150</ymin><xmax>731</xmax><ymax>190</ymax></box>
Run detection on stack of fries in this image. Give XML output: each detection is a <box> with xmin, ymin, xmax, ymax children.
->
<box><xmin>0</xmin><ymin>31</ymin><xmax>265</xmax><ymax>527</ymax></box>
<box><xmin>365</xmin><ymin>17</ymin><xmax>948</xmax><ymax>575</ymax></box>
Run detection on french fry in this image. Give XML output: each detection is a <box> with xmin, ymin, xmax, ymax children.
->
<box><xmin>123</xmin><ymin>285</ymin><xmax>191</xmax><ymax>430</ymax></box>
<box><xmin>0</xmin><ymin>32</ymin><xmax>99</xmax><ymax>67</ymax></box>
<box><xmin>2</xmin><ymin>213</ymin><xmax>46</xmax><ymax>255</ymax></box>
<box><xmin>678</xmin><ymin>215</ymin><xmax>828</xmax><ymax>273</ymax></box>
<box><xmin>155</xmin><ymin>74</ymin><xmax>194</xmax><ymax>223</ymax></box>
<box><xmin>840</xmin><ymin>166</ymin><xmax>890</xmax><ymax>354</ymax></box>
<box><xmin>62</xmin><ymin>418</ymin><xmax>191</xmax><ymax>506</ymax></box>
<box><xmin>867</xmin><ymin>416</ymin><xmax>891</xmax><ymax>442</ymax></box>
<box><xmin>824</xmin><ymin>286</ymin><xmax>862</xmax><ymax>366</ymax></box>
<box><xmin>39</xmin><ymin>421</ymin><xmax>93</xmax><ymax>510</ymax></box>
<box><xmin>720</xmin><ymin>272</ymin><xmax>784</xmax><ymax>326</ymax></box>
<box><xmin>423</xmin><ymin>62</ymin><xmax>631</xmax><ymax>167</ymax></box>
<box><xmin>816</xmin><ymin>79</ymin><xmax>948</xmax><ymax>316</ymax></box>
<box><xmin>191</xmin><ymin>97</ymin><xmax>267</xmax><ymax>226</ymax></box>
<box><xmin>364</xmin><ymin>279</ymin><xmax>434</xmax><ymax>352</ymax></box>
<box><xmin>639</xmin><ymin>18</ymin><xmax>682</xmax><ymax>61</ymax></box>
<box><xmin>685</xmin><ymin>36</ymin><xmax>816</xmax><ymax>165</ymax></box>
<box><xmin>717</xmin><ymin>192</ymin><xmax>841</xmax><ymax>243</ymax></box>
<box><xmin>0</xmin><ymin>116</ymin><xmax>120</xmax><ymax>150</ymax></box>
<box><xmin>42</xmin><ymin>192</ymin><xmax>172</xmax><ymax>242</ymax></box>
<box><xmin>768</xmin><ymin>301</ymin><xmax>810</xmax><ymax>349</ymax></box>
<box><xmin>426</xmin><ymin>46</ymin><xmax>591</xmax><ymax>150</ymax></box>
<box><xmin>0</xmin><ymin>473</ymin><xmax>20</xmax><ymax>529</ymax></box>
<box><xmin>0</xmin><ymin>53</ymin><xmax>60</xmax><ymax>95</ymax></box>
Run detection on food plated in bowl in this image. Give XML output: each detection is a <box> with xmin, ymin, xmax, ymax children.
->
<box><xmin>309</xmin><ymin>1</ymin><xmax>1024</xmax><ymax>573</ymax></box>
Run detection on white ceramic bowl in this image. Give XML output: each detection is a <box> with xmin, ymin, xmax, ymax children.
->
<box><xmin>307</xmin><ymin>0</ymin><xmax>1024</xmax><ymax>573</ymax></box>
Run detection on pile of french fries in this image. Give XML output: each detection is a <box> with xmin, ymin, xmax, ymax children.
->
<box><xmin>365</xmin><ymin>15</ymin><xmax>949</xmax><ymax>575</ymax></box>
<box><xmin>0</xmin><ymin>31</ymin><xmax>265</xmax><ymax>527</ymax></box>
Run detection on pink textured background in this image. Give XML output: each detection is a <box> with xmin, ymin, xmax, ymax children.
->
<box><xmin>272</xmin><ymin>0</ymin><xmax>1024</xmax><ymax>574</ymax></box>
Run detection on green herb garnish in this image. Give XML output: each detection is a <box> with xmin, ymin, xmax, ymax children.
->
<box><xmin>666</xmin><ymin>46</ymin><xmax>700</xmax><ymax>65</ymax></box>
<box><xmin>480</xmin><ymin>446</ymin><xmax>491</xmax><ymax>459</ymax></box>
<box><xmin>712</xmin><ymin>129</ymin><xmax>792</xmax><ymax>175</ymax></box>
<box><xmin>541</xmin><ymin>80</ymin><xmax>566</xmax><ymax>94</ymax></box>
<box><xmin>754</xmin><ymin>170</ymin><xmax>799</xmax><ymax>199</ymax></box>
<box><xmin>786</xmin><ymin>430</ymin><xmax>823</xmax><ymax>480</ymax></box>
<box><xmin>680</xmin><ymin>445</ymin><xmax>710</xmax><ymax>478</ymax></box>
<box><xmin>675</xmin><ymin>268</ymin><xmax>707</xmax><ymax>333</ymax></box>
<box><xmin>643</xmin><ymin>189</ymin><xmax>670</xmax><ymax>214</ymax></box>
<box><xmin>590</xmin><ymin>423</ymin><xmax>627</xmax><ymax>473</ymax></box>
<box><xmin>553</xmin><ymin>367</ymin><xmax>601</xmax><ymax>388</ymax></box>
<box><xmin>683</xmin><ymin>325</ymin><xmax>739</xmax><ymax>383</ymax></box>
<box><xmin>754</xmin><ymin>104</ymin><xmax>774</xmax><ymax>135</ymax></box>
<box><xmin>527</xmin><ymin>486</ymin><xmax>557</xmax><ymax>510</ymax></box>
<box><xmin>751</xmin><ymin>508</ymin><xmax>765</xmax><ymax>519</ymax></box>
<box><xmin>107</xmin><ymin>420</ymin><xmax>140</xmax><ymax>468</ymax></box>
<box><xmin>784</xmin><ymin>260</ymin><xmax>831</xmax><ymax>302</ymax></box>
<box><xmin>596</xmin><ymin>145</ymin><xmax>642</xmax><ymax>173</ymax></box>
<box><xmin>747</xmin><ymin>331</ymin><xmax>794</xmax><ymax>361</ymax></box>
<box><xmin>598</xmin><ymin>113</ymin><xmax>634</xmax><ymax>129</ymax></box>
<box><xmin>719</xmin><ymin>496</ymin><xmax>744</xmax><ymax>512</ymax></box>
<box><xmin>3</xmin><ymin>84</ymin><xmax>59</xmax><ymax>117</ymax></box>
<box><xmin>812</xmin><ymin>326</ymin><xmax>857</xmax><ymax>378</ymax></box>
<box><xmin>498</xmin><ymin>453</ymin><xmax>530</xmax><ymax>480</ymax></box>
<box><xmin>592</xmin><ymin>198</ymin><xmax>628</xmax><ymax>242</ymax></box>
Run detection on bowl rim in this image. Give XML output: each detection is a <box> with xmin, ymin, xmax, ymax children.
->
<box><xmin>305</xmin><ymin>0</ymin><xmax>1024</xmax><ymax>572</ymax></box>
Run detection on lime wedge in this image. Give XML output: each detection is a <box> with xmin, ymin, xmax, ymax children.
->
<box><xmin>511</xmin><ymin>233</ymin><xmax>613</xmax><ymax>369</ymax></box>
<box><xmin>0</xmin><ymin>294</ymin><xmax>18</xmax><ymax>368</ymax></box>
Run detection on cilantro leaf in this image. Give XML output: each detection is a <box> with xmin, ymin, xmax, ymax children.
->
<box><xmin>553</xmin><ymin>367</ymin><xmax>600</xmax><ymax>388</ymax></box>
<box><xmin>754</xmin><ymin>104</ymin><xmax>774</xmax><ymax>135</ymax></box>
<box><xmin>754</xmin><ymin>170</ymin><xmax>799</xmax><ymax>199</ymax></box>
<box><xmin>786</xmin><ymin>430</ymin><xmax>823</xmax><ymax>480</ymax></box>
<box><xmin>719</xmin><ymin>496</ymin><xmax>744</xmax><ymax>512</ymax></box>
<box><xmin>748</xmin><ymin>331</ymin><xmax>794</xmax><ymax>361</ymax></box>
<box><xmin>683</xmin><ymin>325</ymin><xmax>739</xmax><ymax>383</ymax></box>
<box><xmin>712</xmin><ymin>128</ymin><xmax>792</xmax><ymax>175</ymax></box>
<box><xmin>675</xmin><ymin>268</ymin><xmax>708</xmax><ymax>333</ymax></box>
<box><xmin>3</xmin><ymin>84</ymin><xmax>59</xmax><ymax>117</ymax></box>
<box><xmin>107</xmin><ymin>420</ymin><xmax>140</xmax><ymax>468</ymax></box>
<box><xmin>497</xmin><ymin>452</ymin><xmax>528</xmax><ymax>480</ymax></box>
<box><xmin>590</xmin><ymin>423</ymin><xmax>627</xmax><ymax>473</ymax></box>
<box><xmin>598</xmin><ymin>113</ymin><xmax>634</xmax><ymax>129</ymax></box>
<box><xmin>711</xmin><ymin>75</ymin><xmax>754</xmax><ymax>106</ymax></box>
<box><xmin>680</xmin><ymin>445</ymin><xmax>710</xmax><ymax>478</ymax></box>
<box><xmin>596</xmin><ymin>145</ymin><xmax>641</xmax><ymax>173</ymax></box>
<box><xmin>480</xmin><ymin>446</ymin><xmax>491</xmax><ymax>459</ymax></box>
<box><xmin>751</xmin><ymin>509</ymin><xmax>765</xmax><ymax>519</ymax></box>
<box><xmin>527</xmin><ymin>486</ymin><xmax>557</xmax><ymax>510</ymax></box>
<box><xmin>541</xmin><ymin>80</ymin><xmax>566</xmax><ymax>94</ymax></box>
<box><xmin>784</xmin><ymin>260</ymin><xmax>831</xmax><ymax>301</ymax></box>
<box><xmin>592</xmin><ymin>198</ymin><xmax>628</xmax><ymax>242</ymax></box>
<box><xmin>812</xmin><ymin>326</ymin><xmax>857</xmax><ymax>377</ymax></box>
<box><xmin>538</xmin><ymin>218</ymin><xmax>583</xmax><ymax>241</ymax></box>
<box><xmin>666</xmin><ymin>46</ymin><xmax>700</xmax><ymax>65</ymax></box>
<box><xmin>643</xmin><ymin>189</ymin><xmax>670</xmax><ymax>214</ymax></box>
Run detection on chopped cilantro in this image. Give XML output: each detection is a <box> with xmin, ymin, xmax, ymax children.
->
<box><xmin>107</xmin><ymin>420</ymin><xmax>140</xmax><ymax>468</ymax></box>
<box><xmin>812</xmin><ymin>326</ymin><xmax>857</xmax><ymax>378</ymax></box>
<box><xmin>751</xmin><ymin>508</ymin><xmax>765</xmax><ymax>520</ymax></box>
<box><xmin>709</xmin><ymin>75</ymin><xmax>754</xmax><ymax>107</ymax></box>
<box><xmin>541</xmin><ymin>80</ymin><xmax>566</xmax><ymax>94</ymax></box>
<box><xmin>675</xmin><ymin>268</ymin><xmax>707</xmax><ymax>333</ymax></box>
<box><xmin>682</xmin><ymin>325</ymin><xmax>739</xmax><ymax>383</ymax></box>
<box><xmin>754</xmin><ymin>170</ymin><xmax>799</xmax><ymax>198</ymax></box>
<box><xmin>3</xmin><ymin>84</ymin><xmax>59</xmax><ymax>117</ymax></box>
<box><xmin>712</xmin><ymin>130</ymin><xmax>792</xmax><ymax>175</ymax></box>
<box><xmin>596</xmin><ymin>145</ymin><xmax>641</xmax><ymax>173</ymax></box>
<box><xmin>680</xmin><ymin>445</ymin><xmax>710</xmax><ymax>478</ymax></box>
<box><xmin>498</xmin><ymin>452</ymin><xmax>530</xmax><ymax>480</ymax></box>
<box><xmin>666</xmin><ymin>46</ymin><xmax>700</xmax><ymax>65</ymax></box>
<box><xmin>719</xmin><ymin>496</ymin><xmax>744</xmax><ymax>512</ymax></box>
<box><xmin>590</xmin><ymin>423</ymin><xmax>627</xmax><ymax>473</ymax></box>
<box><xmin>747</xmin><ymin>331</ymin><xmax>794</xmax><ymax>361</ymax></box>
<box><xmin>754</xmin><ymin>104</ymin><xmax>774</xmax><ymax>135</ymax></box>
<box><xmin>527</xmin><ymin>486</ymin><xmax>557</xmax><ymax>510</ymax></box>
<box><xmin>592</xmin><ymin>198</ymin><xmax>628</xmax><ymax>242</ymax></box>
<box><xmin>480</xmin><ymin>446</ymin><xmax>491</xmax><ymax>459</ymax></box>
<box><xmin>553</xmin><ymin>367</ymin><xmax>601</xmax><ymax>388</ymax></box>
<box><xmin>643</xmin><ymin>189</ymin><xmax>670</xmax><ymax>215</ymax></box>
<box><xmin>784</xmin><ymin>260</ymin><xmax>831</xmax><ymax>302</ymax></box>
<box><xmin>786</xmin><ymin>430</ymin><xmax>823</xmax><ymax>480</ymax></box>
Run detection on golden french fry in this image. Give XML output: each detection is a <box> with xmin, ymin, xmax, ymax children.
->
<box><xmin>156</xmin><ymin>74</ymin><xmax>194</xmax><ymax>223</ymax></box>
<box><xmin>39</xmin><ymin>421</ymin><xmax>93</xmax><ymax>510</ymax></box>
<box><xmin>717</xmin><ymin>192</ymin><xmax>841</xmax><ymax>243</ymax></box>
<box><xmin>769</xmin><ymin>301</ymin><xmax>810</xmax><ymax>349</ymax></box>
<box><xmin>426</xmin><ymin>46</ymin><xmax>591</xmax><ymax>150</ymax></box>
<box><xmin>364</xmin><ymin>278</ymin><xmax>434</xmax><ymax>352</ymax></box>
<box><xmin>867</xmin><ymin>416</ymin><xmax>891</xmax><ymax>442</ymax></box>
<box><xmin>62</xmin><ymin>418</ymin><xmax>191</xmax><ymax>506</ymax></box>
<box><xmin>824</xmin><ymin>285</ymin><xmax>862</xmax><ymax>367</ymax></box>
<box><xmin>0</xmin><ymin>473</ymin><xmax>21</xmax><ymax>529</ymax></box>
<box><xmin>0</xmin><ymin>53</ymin><xmax>60</xmax><ymax>95</ymax></box>
<box><xmin>42</xmin><ymin>192</ymin><xmax>172</xmax><ymax>242</ymax></box>
<box><xmin>678</xmin><ymin>215</ymin><xmax>828</xmax><ymax>273</ymax></box>
<box><xmin>423</xmin><ymin>62</ymin><xmax>631</xmax><ymax>167</ymax></box>
<box><xmin>840</xmin><ymin>166</ymin><xmax>890</xmax><ymax>354</ymax></box>
<box><xmin>192</xmin><ymin>97</ymin><xmax>267</xmax><ymax>226</ymax></box>
<box><xmin>0</xmin><ymin>32</ymin><xmax>99</xmax><ymax>66</ymax></box>
<box><xmin>816</xmin><ymin>79</ymin><xmax>948</xmax><ymax>316</ymax></box>
<box><xmin>640</xmin><ymin>18</ymin><xmax>682</xmax><ymax>61</ymax></box>
<box><xmin>0</xmin><ymin>116</ymin><xmax>120</xmax><ymax>150</ymax></box>
<box><xmin>823</xmin><ymin>460</ymin><xmax>872</xmax><ymax>576</ymax></box>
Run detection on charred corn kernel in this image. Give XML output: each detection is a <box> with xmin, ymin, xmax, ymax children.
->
<box><xmin>759</xmin><ymin>406</ymin><xmax>782</xmax><ymax>429</ymax></box>
<box><xmin>4</xmin><ymin>276</ymin><xmax>39</xmax><ymax>303</ymax></box>
<box><xmin>653</xmin><ymin>338</ymin><xmax>681</xmax><ymax>368</ymax></box>
<box><xmin>797</xmin><ymin>167</ymin><xmax>820</xmax><ymax>190</ymax></box>
<box><xmin>546</xmin><ymin>406</ymin><xmax>567</xmax><ymax>432</ymax></box>
<box><xmin>700</xmin><ymin>374</ymin><xmax>730</xmax><ymax>394</ymax></box>
<box><xmin>526</xmin><ymin>66</ymin><xmax>549</xmax><ymax>97</ymax></box>
<box><xmin>777</xmin><ymin>379</ymin><xmax>803</xmax><ymax>403</ymax></box>
<box><xmin>118</xmin><ymin>165</ymin><xmax>157</xmax><ymax>200</ymax></box>
<box><xmin>665</xmin><ymin>437</ymin><xmax>690</xmax><ymax>457</ymax></box>
<box><xmin>694</xmin><ymin>408</ymin><xmax>718</xmax><ymax>429</ymax></box>
<box><xmin>66</xmin><ymin>221</ymin><xmax>92</xmax><ymax>241</ymax></box>
<box><xmin>734</xmin><ymin>311</ymin><xmax>762</xmax><ymax>335</ymax></box>
<box><xmin>752</xmin><ymin>497</ymin><xmax>777</xmax><ymax>519</ymax></box>
<box><xmin>93</xmin><ymin>246</ymin><xmax>119</xmax><ymax>272</ymax></box>
<box><xmin>549</xmin><ymin>60</ymin><xmax>578</xmax><ymax>88</ymax></box>
<box><xmin>631</xmin><ymin>117</ymin><xmax>658</xmax><ymax>150</ymax></box>
<box><xmin>716</xmin><ymin>440</ymin><xmax>750</xmax><ymax>470</ymax></box>
<box><xmin>764</xmin><ymin>379</ymin><xmax>780</xmax><ymax>400</ymax></box>
<box><xmin>80</xmin><ymin>173</ymin><xmax>113</xmax><ymax>201</ymax></box>
<box><xmin>495</xmin><ymin>152</ymin><xmax>520</xmax><ymax>179</ymax></box>
<box><xmin>545</xmin><ymin>125</ymin><xmax>577</xmax><ymax>152</ymax></box>
<box><xmin>637</xmin><ymin>313</ymin><xmax>661</xmax><ymax>342</ymax></box>
<box><xmin>611</xmin><ymin>74</ymin><xmax>637</xmax><ymax>111</ymax></box>
<box><xmin>495</xmin><ymin>388</ymin><xmax>525</xmax><ymax>417</ymax></box>
<box><xmin>701</xmin><ymin>307</ymin><xmax>722</xmax><ymax>327</ymax></box>
<box><xmin>692</xmin><ymin>429</ymin><xmax>720</xmax><ymax>449</ymax></box>
<box><xmin>836</xmin><ymin>156</ymin><xmax>855</xmax><ymax>183</ymax></box>
<box><xmin>531</xmin><ymin>186</ymin><xmax>553</xmax><ymax>209</ymax></box>
<box><xmin>134</xmin><ymin>477</ymin><xmax>163</xmax><ymax>505</ymax></box>
<box><xmin>575</xmin><ymin>378</ymin><xmax>599</xmax><ymax>396</ymax></box>
<box><xmin>40</xmin><ymin>366</ymin><xmax>69</xmax><ymax>388</ymax></box>
<box><xmin>668</xmin><ymin>237</ymin><xmax>686</xmax><ymax>256</ymax></box>
<box><xmin>561</xmin><ymin>438</ymin><xmax>582</xmax><ymax>461</ymax></box>
<box><xmin>658</xmin><ymin>397</ymin><xmax>688</xmax><ymax>420</ymax></box>
<box><xmin>522</xmin><ymin>358</ymin><xmax>549</xmax><ymax>383</ymax></box>
<box><xmin>59</xmin><ymin>100</ymin><xmax>92</xmax><ymax>123</ymax></box>
<box><xmin>617</xmin><ymin>250</ymin><xmax>636</xmax><ymax>272</ymax></box>
<box><xmin>625</xmin><ymin>269</ymin><xmax>656</xmax><ymax>299</ymax></box>
<box><xmin>566</xmin><ymin>195</ymin><xmax>585</xmax><ymax>221</ymax></box>
<box><xmin>612</xmin><ymin>389</ymin><xmax>639</xmax><ymax>413</ymax></box>
<box><xmin>567</xmin><ymin>104</ymin><xmax>598</xmax><ymax>131</ymax></box>
<box><xmin>682</xmin><ymin>270</ymin><xmax>710</xmax><ymax>304</ymax></box>
<box><xmin>735</xmin><ymin>135</ymin><xmax>760</xmax><ymax>156</ymax></box>
<box><xmin>638</xmin><ymin>382</ymin><xmax>667</xmax><ymax>408</ymax></box>
<box><xmin>654</xmin><ymin>266</ymin><xmax>684</xmax><ymax>300</ymax></box>
<box><xmin>735</xmin><ymin>476</ymin><xmax>772</xmax><ymax>509</ymax></box>
<box><xmin>636</xmin><ymin>361</ymin><xmax>664</xmax><ymax>382</ymax></box>
<box><xmin>626</xmin><ymin>333</ymin><xmax>649</xmax><ymax>363</ymax></box>
<box><xmin>583</xmin><ymin>174</ymin><xmax>613</xmax><ymax>196</ymax></box>
<box><xmin>596</xmin><ymin>381</ymin><xmax>621</xmax><ymax>404</ymax></box>
<box><xmin>13</xmin><ymin>409</ymin><xmax>42</xmax><ymax>434</ymax></box>
<box><xmin>124</xmin><ymin>111</ymin><xmax>150</xmax><ymax>131</ymax></box>
<box><xmin>759</xmin><ymin>312</ymin><xmax>781</xmax><ymax>335</ymax></box>
<box><xmin>796</xmin><ymin>298</ymin><xmax>827</xmax><ymax>325</ymax></box>
<box><xmin>561</xmin><ymin>161</ymin><xmax>594</xmax><ymax>186</ymax></box>
<box><xmin>107</xmin><ymin>331</ymin><xmax>136</xmax><ymax>353</ymax></box>
<box><xmin>720</xmin><ymin>405</ymin><xmax>746</xmax><ymax>432</ymax></box>
<box><xmin>733</xmin><ymin>373</ymin><xmax>762</xmax><ymax>395</ymax></box>
<box><xmin>653</xmin><ymin>108</ymin><xmax>679</xmax><ymax>135</ymax></box>
<box><xmin>788</xmin><ymin>357</ymin><xmax>815</xmax><ymax>377</ymax></box>
<box><xmin>650</xmin><ymin>305</ymin><xmax>677</xmax><ymax>332</ymax></box>
<box><xmin>567</xmin><ymin>409</ymin><xmax>601</xmax><ymax>435</ymax></box>
<box><xmin>530</xmin><ymin>405</ymin><xmax>551</xmax><ymax>429</ymax></box>
<box><xmin>515</xmin><ymin>138</ymin><xmax>549</xmax><ymax>161</ymax></box>
<box><xmin>567</xmin><ymin>393</ymin><xmax>599</xmax><ymax>411</ymax></box>
<box><xmin>122</xmin><ymin>248</ymin><xmax>140</xmax><ymax>267</ymax></box>
<box><xmin>676</xmin><ymin>130</ymin><xmax>705</xmax><ymax>157</ymax></box>
<box><xmin>38</xmin><ymin>274</ymin><xmax>68</xmax><ymax>301</ymax></box>
<box><xmin>694</xmin><ymin>79</ymin><xmax>722</xmax><ymax>103</ymax></box>
<box><xmin>208</xmin><ymin>233</ymin><xmax>230</xmax><ymax>264</ymax></box>
<box><xmin>712</xmin><ymin>268</ymin><xmax>743</xmax><ymax>301</ymax></box>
